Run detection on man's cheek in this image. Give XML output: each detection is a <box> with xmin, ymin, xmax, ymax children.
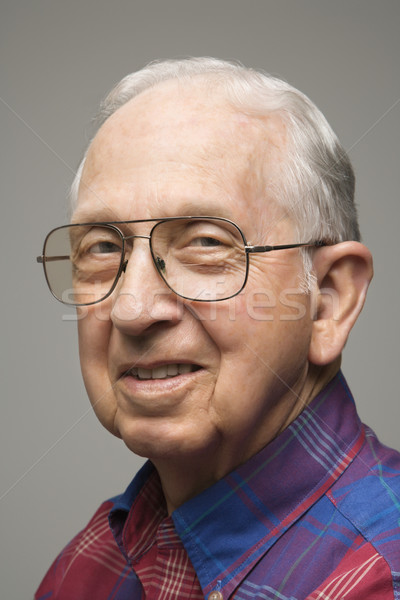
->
<box><xmin>90</xmin><ymin>300</ymin><xmax>114</xmax><ymax>323</ymax></box>
<box><xmin>77</xmin><ymin>308</ymin><xmax>112</xmax><ymax>359</ymax></box>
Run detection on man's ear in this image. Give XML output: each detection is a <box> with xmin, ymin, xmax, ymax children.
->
<box><xmin>308</xmin><ymin>242</ymin><xmax>373</xmax><ymax>366</ymax></box>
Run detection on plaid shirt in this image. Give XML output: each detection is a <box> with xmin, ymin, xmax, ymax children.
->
<box><xmin>35</xmin><ymin>372</ymin><xmax>400</xmax><ymax>599</ymax></box>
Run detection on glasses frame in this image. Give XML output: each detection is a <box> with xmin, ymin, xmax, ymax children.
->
<box><xmin>37</xmin><ymin>215</ymin><xmax>326</xmax><ymax>306</ymax></box>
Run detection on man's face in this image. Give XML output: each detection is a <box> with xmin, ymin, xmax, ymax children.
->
<box><xmin>74</xmin><ymin>82</ymin><xmax>314</xmax><ymax>480</ymax></box>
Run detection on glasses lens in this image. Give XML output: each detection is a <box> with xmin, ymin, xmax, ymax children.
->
<box><xmin>43</xmin><ymin>224</ymin><xmax>123</xmax><ymax>305</ymax></box>
<box><xmin>151</xmin><ymin>218</ymin><xmax>247</xmax><ymax>301</ymax></box>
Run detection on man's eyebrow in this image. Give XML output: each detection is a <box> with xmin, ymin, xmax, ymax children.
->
<box><xmin>71</xmin><ymin>200</ymin><xmax>236</xmax><ymax>224</ymax></box>
<box><xmin>166</xmin><ymin>200</ymin><xmax>236</xmax><ymax>220</ymax></box>
<box><xmin>71</xmin><ymin>210</ymin><xmax>119</xmax><ymax>224</ymax></box>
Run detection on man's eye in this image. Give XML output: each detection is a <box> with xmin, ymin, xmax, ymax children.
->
<box><xmin>192</xmin><ymin>236</ymin><xmax>222</xmax><ymax>247</ymax></box>
<box><xmin>89</xmin><ymin>241</ymin><xmax>121</xmax><ymax>254</ymax></box>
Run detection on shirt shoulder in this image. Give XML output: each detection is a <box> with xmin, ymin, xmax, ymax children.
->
<box><xmin>326</xmin><ymin>426</ymin><xmax>400</xmax><ymax>589</ymax></box>
<box><xmin>34</xmin><ymin>498</ymin><xmax>141</xmax><ymax>600</ymax></box>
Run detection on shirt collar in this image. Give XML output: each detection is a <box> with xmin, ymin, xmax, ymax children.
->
<box><xmin>109</xmin><ymin>372</ymin><xmax>364</xmax><ymax>598</ymax></box>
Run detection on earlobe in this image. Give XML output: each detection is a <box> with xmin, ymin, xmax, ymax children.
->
<box><xmin>308</xmin><ymin>242</ymin><xmax>373</xmax><ymax>366</ymax></box>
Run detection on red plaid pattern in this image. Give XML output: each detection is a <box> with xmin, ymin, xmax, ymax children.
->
<box><xmin>123</xmin><ymin>471</ymin><xmax>204</xmax><ymax>599</ymax></box>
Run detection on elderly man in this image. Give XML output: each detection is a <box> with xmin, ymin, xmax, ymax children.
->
<box><xmin>35</xmin><ymin>58</ymin><xmax>400</xmax><ymax>599</ymax></box>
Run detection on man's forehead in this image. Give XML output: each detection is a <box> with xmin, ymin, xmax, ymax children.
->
<box><xmin>78</xmin><ymin>80</ymin><xmax>288</xmax><ymax>235</ymax></box>
<box><xmin>90</xmin><ymin>79</ymin><xmax>286</xmax><ymax>156</ymax></box>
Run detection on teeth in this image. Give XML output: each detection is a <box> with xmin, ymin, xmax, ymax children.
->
<box><xmin>130</xmin><ymin>364</ymin><xmax>197</xmax><ymax>380</ymax></box>
<box><xmin>152</xmin><ymin>365</ymin><xmax>168</xmax><ymax>379</ymax></box>
<box><xmin>138</xmin><ymin>367</ymin><xmax>152</xmax><ymax>379</ymax></box>
<box><xmin>167</xmin><ymin>364</ymin><xmax>178</xmax><ymax>376</ymax></box>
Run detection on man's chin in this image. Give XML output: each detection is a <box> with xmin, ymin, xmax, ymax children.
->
<box><xmin>117</xmin><ymin>417</ymin><xmax>217</xmax><ymax>464</ymax></box>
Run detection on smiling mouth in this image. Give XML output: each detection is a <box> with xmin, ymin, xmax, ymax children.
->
<box><xmin>127</xmin><ymin>364</ymin><xmax>201</xmax><ymax>381</ymax></box>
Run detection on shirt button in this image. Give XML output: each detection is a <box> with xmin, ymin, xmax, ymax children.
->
<box><xmin>208</xmin><ymin>592</ymin><xmax>223</xmax><ymax>600</ymax></box>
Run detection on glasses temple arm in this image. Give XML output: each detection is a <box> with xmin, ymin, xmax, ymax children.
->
<box><xmin>245</xmin><ymin>241</ymin><xmax>326</xmax><ymax>254</ymax></box>
<box><xmin>37</xmin><ymin>255</ymin><xmax>71</xmax><ymax>263</ymax></box>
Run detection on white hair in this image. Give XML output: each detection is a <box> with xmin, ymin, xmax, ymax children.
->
<box><xmin>70</xmin><ymin>57</ymin><xmax>360</xmax><ymax>289</ymax></box>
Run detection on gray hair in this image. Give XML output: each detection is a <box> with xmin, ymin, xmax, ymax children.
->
<box><xmin>70</xmin><ymin>57</ymin><xmax>360</xmax><ymax>287</ymax></box>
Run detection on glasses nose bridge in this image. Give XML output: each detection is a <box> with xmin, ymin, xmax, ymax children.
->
<box><xmin>120</xmin><ymin>233</ymin><xmax>155</xmax><ymax>278</ymax></box>
<box><xmin>122</xmin><ymin>232</ymin><xmax>152</xmax><ymax>255</ymax></box>
<box><xmin>123</xmin><ymin>233</ymin><xmax>151</xmax><ymax>242</ymax></box>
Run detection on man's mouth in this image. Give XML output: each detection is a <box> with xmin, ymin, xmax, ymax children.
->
<box><xmin>127</xmin><ymin>364</ymin><xmax>201</xmax><ymax>381</ymax></box>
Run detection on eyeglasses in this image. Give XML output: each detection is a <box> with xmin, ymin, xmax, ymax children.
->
<box><xmin>37</xmin><ymin>216</ymin><xmax>325</xmax><ymax>306</ymax></box>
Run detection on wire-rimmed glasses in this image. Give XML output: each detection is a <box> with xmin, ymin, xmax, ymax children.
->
<box><xmin>37</xmin><ymin>216</ymin><xmax>325</xmax><ymax>306</ymax></box>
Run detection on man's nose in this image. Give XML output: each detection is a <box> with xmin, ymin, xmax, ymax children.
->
<box><xmin>110</xmin><ymin>241</ymin><xmax>183</xmax><ymax>335</ymax></box>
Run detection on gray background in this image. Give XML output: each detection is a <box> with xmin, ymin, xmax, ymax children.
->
<box><xmin>1</xmin><ymin>1</ymin><xmax>399</xmax><ymax>597</ymax></box>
